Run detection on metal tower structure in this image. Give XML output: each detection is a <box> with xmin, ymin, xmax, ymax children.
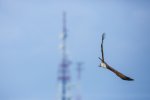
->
<box><xmin>58</xmin><ymin>12</ymin><xmax>71</xmax><ymax>100</ymax></box>
<box><xmin>76</xmin><ymin>62</ymin><xmax>83</xmax><ymax>100</ymax></box>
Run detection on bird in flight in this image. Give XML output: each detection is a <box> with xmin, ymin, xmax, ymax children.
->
<box><xmin>99</xmin><ymin>33</ymin><xmax>134</xmax><ymax>81</ymax></box>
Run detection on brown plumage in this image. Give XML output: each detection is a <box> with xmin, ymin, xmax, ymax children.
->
<box><xmin>99</xmin><ymin>57</ymin><xmax>133</xmax><ymax>81</ymax></box>
<box><xmin>99</xmin><ymin>33</ymin><xmax>134</xmax><ymax>81</ymax></box>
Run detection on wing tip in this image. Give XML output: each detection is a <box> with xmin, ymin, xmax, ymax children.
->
<box><xmin>123</xmin><ymin>77</ymin><xmax>134</xmax><ymax>81</ymax></box>
<box><xmin>102</xmin><ymin>33</ymin><xmax>105</xmax><ymax>40</ymax></box>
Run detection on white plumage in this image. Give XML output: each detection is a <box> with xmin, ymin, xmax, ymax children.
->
<box><xmin>100</xmin><ymin>62</ymin><xmax>107</xmax><ymax>68</ymax></box>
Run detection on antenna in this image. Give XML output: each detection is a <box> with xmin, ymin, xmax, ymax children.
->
<box><xmin>77</xmin><ymin>62</ymin><xmax>83</xmax><ymax>80</ymax></box>
<box><xmin>76</xmin><ymin>62</ymin><xmax>83</xmax><ymax>100</ymax></box>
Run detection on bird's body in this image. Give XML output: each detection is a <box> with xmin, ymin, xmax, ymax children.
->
<box><xmin>99</xmin><ymin>33</ymin><xmax>134</xmax><ymax>81</ymax></box>
<box><xmin>100</xmin><ymin>62</ymin><xmax>107</xmax><ymax>68</ymax></box>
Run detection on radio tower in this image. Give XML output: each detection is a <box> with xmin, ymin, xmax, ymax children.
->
<box><xmin>58</xmin><ymin>12</ymin><xmax>71</xmax><ymax>100</ymax></box>
<box><xmin>76</xmin><ymin>62</ymin><xmax>83</xmax><ymax>100</ymax></box>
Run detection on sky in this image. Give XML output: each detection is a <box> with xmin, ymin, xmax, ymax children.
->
<box><xmin>0</xmin><ymin>0</ymin><xmax>150</xmax><ymax>100</ymax></box>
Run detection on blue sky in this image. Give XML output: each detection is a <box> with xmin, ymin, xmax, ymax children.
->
<box><xmin>0</xmin><ymin>0</ymin><xmax>150</xmax><ymax>100</ymax></box>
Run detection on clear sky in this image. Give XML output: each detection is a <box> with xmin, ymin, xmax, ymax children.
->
<box><xmin>0</xmin><ymin>0</ymin><xmax>150</xmax><ymax>100</ymax></box>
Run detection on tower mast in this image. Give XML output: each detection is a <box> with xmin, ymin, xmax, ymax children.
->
<box><xmin>58</xmin><ymin>12</ymin><xmax>71</xmax><ymax>100</ymax></box>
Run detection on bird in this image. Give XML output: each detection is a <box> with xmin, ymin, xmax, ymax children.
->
<box><xmin>98</xmin><ymin>33</ymin><xmax>134</xmax><ymax>81</ymax></box>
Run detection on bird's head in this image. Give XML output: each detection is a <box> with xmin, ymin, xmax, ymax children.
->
<box><xmin>98</xmin><ymin>57</ymin><xmax>107</xmax><ymax>68</ymax></box>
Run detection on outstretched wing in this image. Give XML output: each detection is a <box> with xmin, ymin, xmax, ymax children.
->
<box><xmin>101</xmin><ymin>33</ymin><xmax>105</xmax><ymax>62</ymax></box>
<box><xmin>106</xmin><ymin>64</ymin><xmax>134</xmax><ymax>81</ymax></box>
<box><xmin>99</xmin><ymin>57</ymin><xmax>134</xmax><ymax>81</ymax></box>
